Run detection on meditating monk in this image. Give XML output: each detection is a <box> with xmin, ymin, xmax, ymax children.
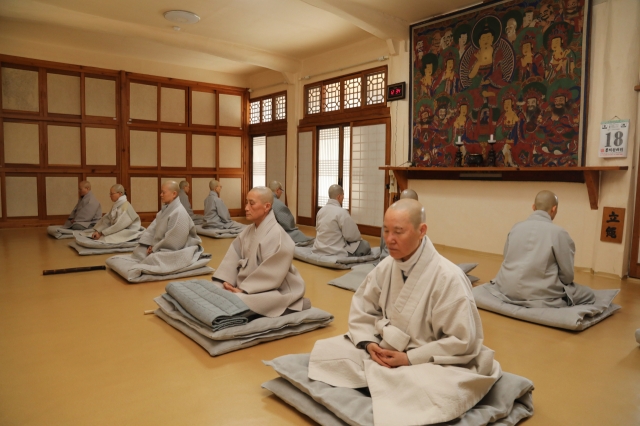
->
<box><xmin>178</xmin><ymin>180</ymin><xmax>204</xmax><ymax>225</ymax></box>
<box><xmin>202</xmin><ymin>179</ymin><xmax>245</xmax><ymax>232</ymax></box>
<box><xmin>379</xmin><ymin>188</ymin><xmax>419</xmax><ymax>261</ymax></box>
<box><xmin>487</xmin><ymin>190</ymin><xmax>596</xmax><ymax>307</ymax></box>
<box><xmin>212</xmin><ymin>187</ymin><xmax>308</xmax><ymax>317</ymax></box>
<box><xmin>269</xmin><ymin>180</ymin><xmax>314</xmax><ymax>246</ymax></box>
<box><xmin>308</xmin><ymin>199</ymin><xmax>501</xmax><ymax>426</ymax></box>
<box><xmin>312</xmin><ymin>184</ymin><xmax>371</xmax><ymax>257</ymax></box>
<box><xmin>63</xmin><ymin>180</ymin><xmax>102</xmax><ymax>230</ymax></box>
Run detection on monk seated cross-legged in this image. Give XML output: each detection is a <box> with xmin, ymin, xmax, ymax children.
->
<box><xmin>105</xmin><ymin>181</ymin><xmax>213</xmax><ymax>283</ymax></box>
<box><xmin>196</xmin><ymin>179</ymin><xmax>246</xmax><ymax>238</ymax></box>
<box><xmin>47</xmin><ymin>180</ymin><xmax>102</xmax><ymax>239</ymax></box>
<box><xmin>178</xmin><ymin>180</ymin><xmax>204</xmax><ymax>225</ymax></box>
<box><xmin>268</xmin><ymin>180</ymin><xmax>314</xmax><ymax>247</ymax></box>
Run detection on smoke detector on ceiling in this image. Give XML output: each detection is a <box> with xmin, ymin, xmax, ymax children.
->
<box><xmin>163</xmin><ymin>10</ymin><xmax>200</xmax><ymax>24</ymax></box>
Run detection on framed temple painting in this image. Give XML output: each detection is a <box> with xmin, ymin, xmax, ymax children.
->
<box><xmin>410</xmin><ymin>0</ymin><xmax>591</xmax><ymax>167</ymax></box>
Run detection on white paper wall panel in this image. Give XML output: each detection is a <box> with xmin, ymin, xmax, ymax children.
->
<box><xmin>266</xmin><ymin>135</ymin><xmax>286</xmax><ymax>190</ymax></box>
<box><xmin>6</xmin><ymin>176</ymin><xmax>38</xmax><ymax>217</ymax></box>
<box><xmin>88</xmin><ymin>176</ymin><xmax>118</xmax><ymax>214</ymax></box>
<box><xmin>129</xmin><ymin>130</ymin><xmax>157</xmax><ymax>167</ymax></box>
<box><xmin>45</xmin><ymin>176</ymin><xmax>79</xmax><ymax>216</ymax></box>
<box><xmin>219</xmin><ymin>136</ymin><xmax>241</xmax><ymax>168</ymax></box>
<box><xmin>191</xmin><ymin>178</ymin><xmax>212</xmax><ymax>211</ymax></box>
<box><xmin>350</xmin><ymin>124</ymin><xmax>385</xmax><ymax>227</ymax></box>
<box><xmin>1</xmin><ymin>67</ymin><xmax>39</xmax><ymax>112</ymax></box>
<box><xmin>85</xmin><ymin>78</ymin><xmax>116</xmax><ymax>117</ymax></box>
<box><xmin>160</xmin><ymin>87</ymin><xmax>186</xmax><ymax>123</ymax></box>
<box><xmin>192</xmin><ymin>134</ymin><xmax>216</xmax><ymax>168</ymax></box>
<box><xmin>3</xmin><ymin>121</ymin><xmax>40</xmax><ymax>164</ymax></box>
<box><xmin>86</xmin><ymin>127</ymin><xmax>116</xmax><ymax>165</ymax></box>
<box><xmin>129</xmin><ymin>83</ymin><xmax>157</xmax><ymax>121</ymax></box>
<box><xmin>160</xmin><ymin>132</ymin><xmax>187</xmax><ymax>167</ymax></box>
<box><xmin>219</xmin><ymin>178</ymin><xmax>242</xmax><ymax>210</ymax></box>
<box><xmin>47</xmin><ymin>73</ymin><xmax>81</xmax><ymax>115</ymax></box>
<box><xmin>192</xmin><ymin>91</ymin><xmax>216</xmax><ymax>126</ymax></box>
<box><xmin>297</xmin><ymin>131</ymin><xmax>312</xmax><ymax>218</ymax></box>
<box><xmin>131</xmin><ymin>177</ymin><xmax>158</xmax><ymax>212</ymax></box>
<box><xmin>219</xmin><ymin>94</ymin><xmax>242</xmax><ymax>128</ymax></box>
<box><xmin>47</xmin><ymin>125</ymin><xmax>81</xmax><ymax>165</ymax></box>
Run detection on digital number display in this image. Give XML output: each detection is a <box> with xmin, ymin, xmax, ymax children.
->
<box><xmin>387</xmin><ymin>82</ymin><xmax>405</xmax><ymax>101</ymax></box>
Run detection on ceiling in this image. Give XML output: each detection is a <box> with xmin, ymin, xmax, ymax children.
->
<box><xmin>0</xmin><ymin>0</ymin><xmax>480</xmax><ymax>76</ymax></box>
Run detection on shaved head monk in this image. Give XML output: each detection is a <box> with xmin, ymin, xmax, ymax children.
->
<box><xmin>308</xmin><ymin>199</ymin><xmax>501</xmax><ymax>425</ymax></box>
<box><xmin>268</xmin><ymin>180</ymin><xmax>313</xmax><ymax>246</ymax></box>
<box><xmin>211</xmin><ymin>187</ymin><xmax>308</xmax><ymax>317</ymax></box>
<box><xmin>379</xmin><ymin>188</ymin><xmax>420</xmax><ymax>261</ymax></box>
<box><xmin>81</xmin><ymin>184</ymin><xmax>142</xmax><ymax>243</ymax></box>
<box><xmin>178</xmin><ymin>180</ymin><xmax>204</xmax><ymax>225</ymax></box>
<box><xmin>62</xmin><ymin>180</ymin><xmax>102</xmax><ymax>230</ymax></box>
<box><xmin>312</xmin><ymin>184</ymin><xmax>371</xmax><ymax>257</ymax></box>
<box><xmin>488</xmin><ymin>190</ymin><xmax>596</xmax><ymax>307</ymax></box>
<box><xmin>202</xmin><ymin>179</ymin><xmax>245</xmax><ymax>232</ymax></box>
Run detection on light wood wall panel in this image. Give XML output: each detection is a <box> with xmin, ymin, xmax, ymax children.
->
<box><xmin>192</xmin><ymin>91</ymin><xmax>216</xmax><ymax>126</ymax></box>
<box><xmin>160</xmin><ymin>132</ymin><xmax>186</xmax><ymax>167</ymax></box>
<box><xmin>1</xmin><ymin>67</ymin><xmax>39</xmax><ymax>112</ymax></box>
<box><xmin>219</xmin><ymin>177</ymin><xmax>242</xmax><ymax>210</ymax></box>
<box><xmin>45</xmin><ymin>176</ymin><xmax>79</xmax><ymax>216</ymax></box>
<box><xmin>266</xmin><ymin>135</ymin><xmax>286</xmax><ymax>189</ymax></box>
<box><xmin>86</xmin><ymin>127</ymin><xmax>116</xmax><ymax>166</ymax></box>
<box><xmin>129</xmin><ymin>130</ymin><xmax>157</xmax><ymax>167</ymax></box>
<box><xmin>160</xmin><ymin>87</ymin><xmax>185</xmax><ymax>123</ymax></box>
<box><xmin>88</xmin><ymin>176</ymin><xmax>117</xmax><ymax>214</ymax></box>
<box><xmin>85</xmin><ymin>78</ymin><xmax>116</xmax><ymax>117</ymax></box>
<box><xmin>192</xmin><ymin>134</ymin><xmax>216</xmax><ymax>168</ymax></box>
<box><xmin>47</xmin><ymin>125</ymin><xmax>81</xmax><ymax>165</ymax></box>
<box><xmin>219</xmin><ymin>136</ymin><xmax>241</xmax><ymax>168</ymax></box>
<box><xmin>191</xmin><ymin>178</ymin><xmax>212</xmax><ymax>211</ymax></box>
<box><xmin>219</xmin><ymin>94</ymin><xmax>242</xmax><ymax>128</ymax></box>
<box><xmin>47</xmin><ymin>73</ymin><xmax>81</xmax><ymax>115</ymax></box>
<box><xmin>6</xmin><ymin>176</ymin><xmax>38</xmax><ymax>217</ymax></box>
<box><xmin>3</xmin><ymin>121</ymin><xmax>40</xmax><ymax>164</ymax></box>
<box><xmin>129</xmin><ymin>83</ymin><xmax>157</xmax><ymax>121</ymax></box>
<box><xmin>131</xmin><ymin>177</ymin><xmax>158</xmax><ymax>212</ymax></box>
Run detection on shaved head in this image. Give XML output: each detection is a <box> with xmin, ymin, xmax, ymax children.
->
<box><xmin>268</xmin><ymin>180</ymin><xmax>283</xmax><ymax>192</ymax></box>
<box><xmin>328</xmin><ymin>184</ymin><xmax>344</xmax><ymax>200</ymax></box>
<box><xmin>534</xmin><ymin>190</ymin><xmax>558</xmax><ymax>212</ymax></box>
<box><xmin>249</xmin><ymin>186</ymin><xmax>274</xmax><ymax>205</ymax></box>
<box><xmin>111</xmin><ymin>184</ymin><xmax>125</xmax><ymax>195</ymax></box>
<box><xmin>209</xmin><ymin>179</ymin><xmax>220</xmax><ymax>190</ymax></box>
<box><xmin>80</xmin><ymin>180</ymin><xmax>91</xmax><ymax>190</ymax></box>
<box><xmin>399</xmin><ymin>189</ymin><xmax>419</xmax><ymax>201</ymax></box>
<box><xmin>179</xmin><ymin>181</ymin><xmax>189</xmax><ymax>190</ymax></box>
<box><xmin>163</xmin><ymin>180</ymin><xmax>179</xmax><ymax>193</ymax></box>
<box><xmin>160</xmin><ymin>181</ymin><xmax>179</xmax><ymax>204</ymax></box>
<box><xmin>387</xmin><ymin>199</ymin><xmax>426</xmax><ymax>230</ymax></box>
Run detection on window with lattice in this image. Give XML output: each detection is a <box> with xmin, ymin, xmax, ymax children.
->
<box><xmin>344</xmin><ymin>77</ymin><xmax>361</xmax><ymax>109</ymax></box>
<box><xmin>275</xmin><ymin>95</ymin><xmax>286</xmax><ymax>120</ymax></box>
<box><xmin>323</xmin><ymin>82</ymin><xmax>340</xmax><ymax>112</ymax></box>
<box><xmin>249</xmin><ymin>92</ymin><xmax>286</xmax><ymax>126</ymax></box>
<box><xmin>261</xmin><ymin>98</ymin><xmax>272</xmax><ymax>122</ymax></box>
<box><xmin>366</xmin><ymin>72</ymin><xmax>385</xmax><ymax>105</ymax></box>
<box><xmin>250</xmin><ymin>100</ymin><xmax>260</xmax><ymax>124</ymax></box>
<box><xmin>307</xmin><ymin>86</ymin><xmax>321</xmax><ymax>114</ymax></box>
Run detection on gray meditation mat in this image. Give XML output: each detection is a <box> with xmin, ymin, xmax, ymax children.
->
<box><xmin>47</xmin><ymin>225</ymin><xmax>75</xmax><ymax>239</ymax></box>
<box><xmin>263</xmin><ymin>353</ymin><xmax>534</xmax><ymax>426</ymax></box>
<box><xmin>69</xmin><ymin>241</ymin><xmax>136</xmax><ymax>256</ymax></box>
<box><xmin>294</xmin><ymin>246</ymin><xmax>381</xmax><ymax>270</ymax></box>
<box><xmin>195</xmin><ymin>224</ymin><xmax>243</xmax><ymax>239</ymax></box>
<box><xmin>154</xmin><ymin>299</ymin><xmax>334</xmax><ymax>356</ymax></box>
<box><xmin>473</xmin><ymin>284</ymin><xmax>621</xmax><ymax>331</ymax></box>
<box><xmin>106</xmin><ymin>254</ymin><xmax>214</xmax><ymax>283</ymax></box>
<box><xmin>328</xmin><ymin>262</ymin><xmax>480</xmax><ymax>292</ymax></box>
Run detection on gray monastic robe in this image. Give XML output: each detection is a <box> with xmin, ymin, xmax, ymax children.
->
<box><xmin>63</xmin><ymin>190</ymin><xmax>102</xmax><ymax>229</ymax></box>
<box><xmin>212</xmin><ymin>210</ymin><xmax>306</xmax><ymax>318</ymax></box>
<box><xmin>178</xmin><ymin>189</ymin><xmax>204</xmax><ymax>225</ymax></box>
<box><xmin>488</xmin><ymin>210</ymin><xmax>596</xmax><ymax>308</ymax></box>
<box><xmin>312</xmin><ymin>199</ymin><xmax>367</xmax><ymax>257</ymax></box>
<box><xmin>271</xmin><ymin>194</ymin><xmax>314</xmax><ymax>245</ymax></box>
<box><xmin>202</xmin><ymin>191</ymin><xmax>245</xmax><ymax>232</ymax></box>
<box><xmin>308</xmin><ymin>237</ymin><xmax>501</xmax><ymax>426</ymax></box>
<box><xmin>76</xmin><ymin>195</ymin><xmax>143</xmax><ymax>244</ymax></box>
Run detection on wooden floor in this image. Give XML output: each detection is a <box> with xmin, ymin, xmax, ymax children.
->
<box><xmin>0</xmin><ymin>225</ymin><xmax>639</xmax><ymax>426</ymax></box>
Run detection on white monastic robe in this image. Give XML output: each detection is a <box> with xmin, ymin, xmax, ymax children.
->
<box><xmin>202</xmin><ymin>191</ymin><xmax>245</xmax><ymax>232</ymax></box>
<box><xmin>488</xmin><ymin>210</ymin><xmax>596</xmax><ymax>308</ymax></box>
<box><xmin>63</xmin><ymin>190</ymin><xmax>102</xmax><ymax>229</ymax></box>
<box><xmin>271</xmin><ymin>194</ymin><xmax>314</xmax><ymax>245</ymax></box>
<box><xmin>308</xmin><ymin>237</ymin><xmax>501</xmax><ymax>426</ymax></box>
<box><xmin>178</xmin><ymin>189</ymin><xmax>204</xmax><ymax>225</ymax></box>
<box><xmin>312</xmin><ymin>199</ymin><xmax>366</xmax><ymax>257</ymax></box>
<box><xmin>212</xmin><ymin>210</ymin><xmax>306</xmax><ymax>318</ymax></box>
<box><xmin>76</xmin><ymin>195</ymin><xmax>143</xmax><ymax>244</ymax></box>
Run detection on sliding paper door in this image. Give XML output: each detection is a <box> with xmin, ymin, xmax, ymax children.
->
<box><xmin>297</xmin><ymin>128</ymin><xmax>315</xmax><ymax>226</ymax></box>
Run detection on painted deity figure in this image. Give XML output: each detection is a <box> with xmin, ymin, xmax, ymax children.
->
<box><xmin>428</xmin><ymin>105</ymin><xmax>455</xmax><ymax>166</ymax></box>
<box><xmin>546</xmin><ymin>35</ymin><xmax>575</xmax><ymax>82</ymax></box>
<box><xmin>434</xmin><ymin>55</ymin><xmax>460</xmax><ymax>96</ymax></box>
<box><xmin>517</xmin><ymin>34</ymin><xmax>545</xmax><ymax>82</ymax></box>
<box><xmin>536</xmin><ymin>2</ymin><xmax>558</xmax><ymax>33</ymax></box>
<box><xmin>539</xmin><ymin>91</ymin><xmax>578</xmax><ymax>163</ymax></box>
<box><xmin>505</xmin><ymin>18</ymin><xmax>518</xmax><ymax>43</ymax></box>
<box><xmin>452</xmin><ymin>103</ymin><xmax>477</xmax><ymax>162</ymax></box>
<box><xmin>495</xmin><ymin>97</ymin><xmax>524</xmax><ymax>166</ymax></box>
<box><xmin>563</xmin><ymin>0</ymin><xmax>584</xmax><ymax>33</ymax></box>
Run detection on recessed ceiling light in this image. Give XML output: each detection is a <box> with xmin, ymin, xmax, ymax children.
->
<box><xmin>163</xmin><ymin>10</ymin><xmax>200</xmax><ymax>24</ymax></box>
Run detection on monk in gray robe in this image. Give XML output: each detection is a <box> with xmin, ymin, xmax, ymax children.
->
<box><xmin>178</xmin><ymin>181</ymin><xmax>204</xmax><ymax>225</ymax></box>
<box><xmin>487</xmin><ymin>190</ymin><xmax>596</xmax><ymax>308</ymax></box>
<box><xmin>308</xmin><ymin>200</ymin><xmax>501</xmax><ymax>426</ymax></box>
<box><xmin>312</xmin><ymin>184</ymin><xmax>371</xmax><ymax>257</ymax></box>
<box><xmin>212</xmin><ymin>187</ymin><xmax>308</xmax><ymax>318</ymax></box>
<box><xmin>268</xmin><ymin>180</ymin><xmax>314</xmax><ymax>246</ymax></box>
<box><xmin>379</xmin><ymin>189</ymin><xmax>419</xmax><ymax>261</ymax></box>
<box><xmin>63</xmin><ymin>180</ymin><xmax>102</xmax><ymax>230</ymax></box>
<box><xmin>202</xmin><ymin>179</ymin><xmax>245</xmax><ymax>233</ymax></box>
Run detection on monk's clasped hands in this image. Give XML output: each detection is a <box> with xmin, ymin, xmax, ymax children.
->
<box><xmin>366</xmin><ymin>343</ymin><xmax>410</xmax><ymax>368</ymax></box>
<box><xmin>222</xmin><ymin>282</ymin><xmax>243</xmax><ymax>293</ymax></box>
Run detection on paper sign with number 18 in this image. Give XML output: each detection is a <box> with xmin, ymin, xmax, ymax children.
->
<box><xmin>599</xmin><ymin>119</ymin><xmax>629</xmax><ymax>158</ymax></box>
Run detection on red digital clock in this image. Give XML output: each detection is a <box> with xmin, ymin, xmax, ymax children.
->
<box><xmin>386</xmin><ymin>82</ymin><xmax>406</xmax><ymax>101</ymax></box>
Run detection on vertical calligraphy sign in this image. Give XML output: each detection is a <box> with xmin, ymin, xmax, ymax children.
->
<box><xmin>600</xmin><ymin>207</ymin><xmax>625</xmax><ymax>244</ymax></box>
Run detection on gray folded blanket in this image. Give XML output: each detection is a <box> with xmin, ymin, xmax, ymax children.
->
<box><xmin>164</xmin><ymin>280</ymin><xmax>251</xmax><ymax>331</ymax></box>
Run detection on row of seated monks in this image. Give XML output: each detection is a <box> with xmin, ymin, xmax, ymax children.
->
<box><xmin>55</xmin><ymin>178</ymin><xmax>593</xmax><ymax>424</ymax></box>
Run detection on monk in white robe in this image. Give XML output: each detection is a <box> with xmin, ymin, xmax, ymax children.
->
<box><xmin>488</xmin><ymin>190</ymin><xmax>596</xmax><ymax>308</ymax></box>
<box><xmin>212</xmin><ymin>187</ymin><xmax>307</xmax><ymax>318</ymax></box>
<box><xmin>308</xmin><ymin>199</ymin><xmax>501</xmax><ymax>426</ymax></box>
<box><xmin>378</xmin><ymin>189</ymin><xmax>419</xmax><ymax>261</ymax></box>
<box><xmin>312</xmin><ymin>184</ymin><xmax>371</xmax><ymax>257</ymax></box>
<box><xmin>63</xmin><ymin>181</ymin><xmax>102</xmax><ymax>230</ymax></box>
<box><xmin>268</xmin><ymin>180</ymin><xmax>314</xmax><ymax>246</ymax></box>
<box><xmin>178</xmin><ymin>181</ymin><xmax>204</xmax><ymax>225</ymax></box>
<box><xmin>202</xmin><ymin>179</ymin><xmax>245</xmax><ymax>232</ymax></box>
